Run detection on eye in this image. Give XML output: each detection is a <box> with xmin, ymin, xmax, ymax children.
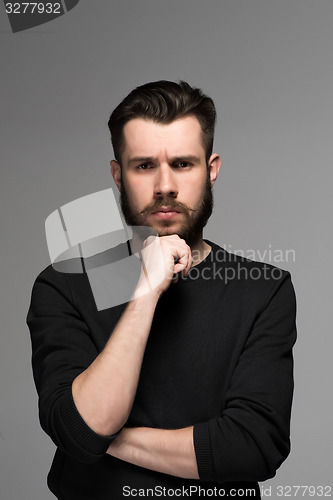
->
<box><xmin>137</xmin><ymin>163</ymin><xmax>153</xmax><ymax>170</ymax></box>
<box><xmin>175</xmin><ymin>161</ymin><xmax>192</xmax><ymax>168</ymax></box>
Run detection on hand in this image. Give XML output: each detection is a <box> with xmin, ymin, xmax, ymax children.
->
<box><xmin>133</xmin><ymin>235</ymin><xmax>192</xmax><ymax>299</ymax></box>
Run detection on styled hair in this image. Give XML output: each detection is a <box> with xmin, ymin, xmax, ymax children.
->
<box><xmin>108</xmin><ymin>80</ymin><xmax>216</xmax><ymax>164</ymax></box>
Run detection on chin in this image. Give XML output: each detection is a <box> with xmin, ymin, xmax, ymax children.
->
<box><xmin>155</xmin><ymin>227</ymin><xmax>179</xmax><ymax>237</ymax></box>
<box><xmin>148</xmin><ymin>220</ymin><xmax>180</xmax><ymax>234</ymax></box>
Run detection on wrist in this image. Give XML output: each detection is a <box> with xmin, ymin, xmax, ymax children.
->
<box><xmin>131</xmin><ymin>284</ymin><xmax>162</xmax><ymax>303</ymax></box>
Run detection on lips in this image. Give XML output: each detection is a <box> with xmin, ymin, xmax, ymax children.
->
<box><xmin>151</xmin><ymin>208</ymin><xmax>182</xmax><ymax>220</ymax></box>
<box><xmin>151</xmin><ymin>207</ymin><xmax>181</xmax><ymax>214</ymax></box>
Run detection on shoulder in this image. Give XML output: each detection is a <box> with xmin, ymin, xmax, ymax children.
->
<box><xmin>207</xmin><ymin>239</ymin><xmax>295</xmax><ymax>308</ymax></box>
<box><xmin>33</xmin><ymin>258</ymin><xmax>84</xmax><ymax>287</ymax></box>
<box><xmin>31</xmin><ymin>258</ymin><xmax>91</xmax><ymax>308</ymax></box>
<box><xmin>208</xmin><ymin>239</ymin><xmax>290</xmax><ymax>277</ymax></box>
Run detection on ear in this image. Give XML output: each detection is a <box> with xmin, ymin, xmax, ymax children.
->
<box><xmin>110</xmin><ymin>160</ymin><xmax>122</xmax><ymax>192</ymax></box>
<box><xmin>207</xmin><ymin>153</ymin><xmax>222</xmax><ymax>187</ymax></box>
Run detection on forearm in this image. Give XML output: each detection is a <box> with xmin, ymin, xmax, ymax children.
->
<box><xmin>107</xmin><ymin>426</ymin><xmax>199</xmax><ymax>479</ymax></box>
<box><xmin>72</xmin><ymin>291</ymin><xmax>159</xmax><ymax>436</ymax></box>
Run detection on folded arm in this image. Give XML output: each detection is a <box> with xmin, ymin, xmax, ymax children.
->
<box><xmin>107</xmin><ymin>426</ymin><xmax>199</xmax><ymax>479</ymax></box>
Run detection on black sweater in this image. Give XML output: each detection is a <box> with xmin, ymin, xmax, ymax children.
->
<box><xmin>27</xmin><ymin>240</ymin><xmax>297</xmax><ymax>499</ymax></box>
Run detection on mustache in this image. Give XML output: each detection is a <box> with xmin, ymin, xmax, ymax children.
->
<box><xmin>139</xmin><ymin>199</ymin><xmax>197</xmax><ymax>216</ymax></box>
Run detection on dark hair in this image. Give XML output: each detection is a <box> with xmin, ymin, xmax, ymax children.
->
<box><xmin>108</xmin><ymin>80</ymin><xmax>216</xmax><ymax>164</ymax></box>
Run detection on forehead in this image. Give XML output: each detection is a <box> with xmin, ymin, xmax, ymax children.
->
<box><xmin>121</xmin><ymin>116</ymin><xmax>205</xmax><ymax>160</ymax></box>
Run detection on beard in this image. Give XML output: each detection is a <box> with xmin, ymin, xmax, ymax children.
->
<box><xmin>120</xmin><ymin>171</ymin><xmax>213</xmax><ymax>247</ymax></box>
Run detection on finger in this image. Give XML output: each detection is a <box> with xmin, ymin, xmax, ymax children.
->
<box><xmin>171</xmin><ymin>273</ymin><xmax>179</xmax><ymax>284</ymax></box>
<box><xmin>184</xmin><ymin>253</ymin><xmax>193</xmax><ymax>277</ymax></box>
<box><xmin>173</xmin><ymin>251</ymin><xmax>191</xmax><ymax>275</ymax></box>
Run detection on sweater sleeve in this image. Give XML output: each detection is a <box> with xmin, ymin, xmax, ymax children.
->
<box><xmin>193</xmin><ymin>270</ymin><xmax>297</xmax><ymax>482</ymax></box>
<box><xmin>26</xmin><ymin>266</ymin><xmax>120</xmax><ymax>464</ymax></box>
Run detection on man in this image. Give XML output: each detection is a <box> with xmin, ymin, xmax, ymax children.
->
<box><xmin>27</xmin><ymin>81</ymin><xmax>297</xmax><ymax>499</ymax></box>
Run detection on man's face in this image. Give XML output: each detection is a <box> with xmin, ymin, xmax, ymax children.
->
<box><xmin>112</xmin><ymin>116</ymin><xmax>220</xmax><ymax>246</ymax></box>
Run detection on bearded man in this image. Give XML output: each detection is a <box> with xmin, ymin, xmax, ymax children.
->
<box><xmin>27</xmin><ymin>80</ymin><xmax>297</xmax><ymax>499</ymax></box>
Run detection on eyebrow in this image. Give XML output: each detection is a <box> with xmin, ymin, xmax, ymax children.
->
<box><xmin>127</xmin><ymin>155</ymin><xmax>201</xmax><ymax>165</ymax></box>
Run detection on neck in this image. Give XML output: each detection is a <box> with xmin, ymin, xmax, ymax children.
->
<box><xmin>189</xmin><ymin>234</ymin><xmax>211</xmax><ymax>266</ymax></box>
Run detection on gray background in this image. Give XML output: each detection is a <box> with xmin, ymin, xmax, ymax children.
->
<box><xmin>0</xmin><ymin>1</ymin><xmax>332</xmax><ymax>498</ymax></box>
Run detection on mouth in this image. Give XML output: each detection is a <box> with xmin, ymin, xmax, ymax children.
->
<box><xmin>151</xmin><ymin>208</ymin><xmax>182</xmax><ymax>219</ymax></box>
<box><xmin>151</xmin><ymin>207</ymin><xmax>181</xmax><ymax>213</ymax></box>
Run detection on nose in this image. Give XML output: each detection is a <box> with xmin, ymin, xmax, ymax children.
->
<box><xmin>153</xmin><ymin>164</ymin><xmax>178</xmax><ymax>199</ymax></box>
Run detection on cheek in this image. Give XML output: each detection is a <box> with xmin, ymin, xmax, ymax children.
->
<box><xmin>123</xmin><ymin>176</ymin><xmax>149</xmax><ymax>208</ymax></box>
<box><xmin>184</xmin><ymin>175</ymin><xmax>207</xmax><ymax>202</ymax></box>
